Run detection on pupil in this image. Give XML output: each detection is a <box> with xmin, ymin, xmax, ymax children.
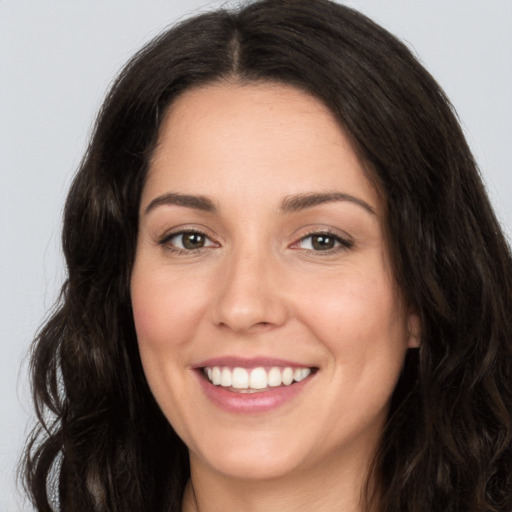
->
<box><xmin>183</xmin><ymin>233</ymin><xmax>205</xmax><ymax>249</ymax></box>
<box><xmin>312</xmin><ymin>235</ymin><xmax>334</xmax><ymax>250</ymax></box>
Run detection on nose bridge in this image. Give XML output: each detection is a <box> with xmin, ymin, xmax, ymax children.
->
<box><xmin>212</xmin><ymin>240</ymin><xmax>287</xmax><ymax>332</ymax></box>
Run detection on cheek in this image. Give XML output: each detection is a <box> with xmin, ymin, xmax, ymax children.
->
<box><xmin>131</xmin><ymin>275</ymin><xmax>173</xmax><ymax>391</ymax></box>
<box><xmin>297</xmin><ymin>264</ymin><xmax>408</xmax><ymax>385</ymax></box>
<box><xmin>304</xmin><ymin>271</ymin><xmax>401</xmax><ymax>338</ymax></box>
<box><xmin>131</xmin><ymin>265</ymin><xmax>207</xmax><ymax>352</ymax></box>
<box><xmin>130</xmin><ymin>265</ymin><xmax>203</xmax><ymax>422</ymax></box>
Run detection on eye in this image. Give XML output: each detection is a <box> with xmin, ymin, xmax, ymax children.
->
<box><xmin>296</xmin><ymin>232</ymin><xmax>352</xmax><ymax>252</ymax></box>
<box><xmin>160</xmin><ymin>230</ymin><xmax>217</xmax><ymax>251</ymax></box>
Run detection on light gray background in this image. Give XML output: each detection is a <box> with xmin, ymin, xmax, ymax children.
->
<box><xmin>1</xmin><ymin>1</ymin><xmax>511</xmax><ymax>510</ymax></box>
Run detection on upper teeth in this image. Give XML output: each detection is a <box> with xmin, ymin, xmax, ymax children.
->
<box><xmin>204</xmin><ymin>366</ymin><xmax>311</xmax><ymax>390</ymax></box>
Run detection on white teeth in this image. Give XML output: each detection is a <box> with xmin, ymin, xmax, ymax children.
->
<box><xmin>232</xmin><ymin>367</ymin><xmax>249</xmax><ymax>389</ymax></box>
<box><xmin>282</xmin><ymin>367</ymin><xmax>294</xmax><ymax>385</ymax></box>
<box><xmin>267</xmin><ymin>367</ymin><xmax>282</xmax><ymax>387</ymax></box>
<box><xmin>221</xmin><ymin>367</ymin><xmax>232</xmax><ymax>387</ymax></box>
<box><xmin>212</xmin><ymin>366</ymin><xmax>221</xmax><ymax>385</ymax></box>
<box><xmin>204</xmin><ymin>365</ymin><xmax>313</xmax><ymax>390</ymax></box>
<box><xmin>294</xmin><ymin>368</ymin><xmax>311</xmax><ymax>382</ymax></box>
<box><xmin>249</xmin><ymin>367</ymin><xmax>267</xmax><ymax>389</ymax></box>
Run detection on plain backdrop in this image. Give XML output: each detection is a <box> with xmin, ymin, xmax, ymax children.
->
<box><xmin>1</xmin><ymin>1</ymin><xmax>511</xmax><ymax>510</ymax></box>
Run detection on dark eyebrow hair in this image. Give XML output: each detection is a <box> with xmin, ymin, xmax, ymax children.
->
<box><xmin>144</xmin><ymin>193</ymin><xmax>217</xmax><ymax>214</ymax></box>
<box><xmin>144</xmin><ymin>191</ymin><xmax>375</xmax><ymax>216</ymax></box>
<box><xmin>280</xmin><ymin>192</ymin><xmax>376</xmax><ymax>215</ymax></box>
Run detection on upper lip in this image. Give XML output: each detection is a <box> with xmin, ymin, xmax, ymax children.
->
<box><xmin>193</xmin><ymin>356</ymin><xmax>316</xmax><ymax>369</ymax></box>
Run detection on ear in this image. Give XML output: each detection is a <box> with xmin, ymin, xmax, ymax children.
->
<box><xmin>406</xmin><ymin>309</ymin><xmax>421</xmax><ymax>348</ymax></box>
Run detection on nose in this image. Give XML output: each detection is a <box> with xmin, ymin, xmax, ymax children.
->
<box><xmin>211</xmin><ymin>248</ymin><xmax>289</xmax><ymax>334</ymax></box>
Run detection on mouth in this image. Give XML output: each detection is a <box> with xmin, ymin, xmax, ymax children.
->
<box><xmin>201</xmin><ymin>365</ymin><xmax>316</xmax><ymax>393</ymax></box>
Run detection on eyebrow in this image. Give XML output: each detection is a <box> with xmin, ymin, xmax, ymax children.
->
<box><xmin>280</xmin><ymin>192</ymin><xmax>376</xmax><ymax>215</ymax></box>
<box><xmin>145</xmin><ymin>193</ymin><xmax>217</xmax><ymax>214</ymax></box>
<box><xmin>144</xmin><ymin>191</ymin><xmax>376</xmax><ymax>216</ymax></box>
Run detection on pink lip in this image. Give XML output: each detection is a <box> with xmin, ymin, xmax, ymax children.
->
<box><xmin>193</xmin><ymin>356</ymin><xmax>312</xmax><ymax>369</ymax></box>
<box><xmin>193</xmin><ymin>358</ymin><xmax>316</xmax><ymax>414</ymax></box>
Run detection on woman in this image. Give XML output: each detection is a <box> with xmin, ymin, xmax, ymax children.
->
<box><xmin>23</xmin><ymin>0</ymin><xmax>512</xmax><ymax>511</ymax></box>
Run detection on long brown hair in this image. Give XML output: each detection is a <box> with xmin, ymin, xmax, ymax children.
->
<box><xmin>23</xmin><ymin>1</ymin><xmax>512</xmax><ymax>511</ymax></box>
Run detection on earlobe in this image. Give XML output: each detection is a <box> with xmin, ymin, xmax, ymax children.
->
<box><xmin>406</xmin><ymin>311</ymin><xmax>421</xmax><ymax>348</ymax></box>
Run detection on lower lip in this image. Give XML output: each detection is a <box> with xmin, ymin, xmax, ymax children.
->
<box><xmin>196</xmin><ymin>371</ymin><xmax>314</xmax><ymax>414</ymax></box>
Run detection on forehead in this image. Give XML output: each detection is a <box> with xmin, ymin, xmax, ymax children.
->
<box><xmin>144</xmin><ymin>81</ymin><xmax>379</xmax><ymax>213</ymax></box>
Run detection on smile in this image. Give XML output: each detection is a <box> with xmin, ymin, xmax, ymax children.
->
<box><xmin>195</xmin><ymin>358</ymin><xmax>317</xmax><ymax>413</ymax></box>
<box><xmin>203</xmin><ymin>366</ymin><xmax>312</xmax><ymax>392</ymax></box>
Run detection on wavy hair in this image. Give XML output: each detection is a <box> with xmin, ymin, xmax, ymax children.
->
<box><xmin>22</xmin><ymin>1</ymin><xmax>512</xmax><ymax>511</ymax></box>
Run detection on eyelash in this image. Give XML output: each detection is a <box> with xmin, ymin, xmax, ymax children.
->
<box><xmin>292</xmin><ymin>230</ymin><xmax>353</xmax><ymax>254</ymax></box>
<box><xmin>158</xmin><ymin>229</ymin><xmax>353</xmax><ymax>255</ymax></box>
<box><xmin>158</xmin><ymin>229</ymin><xmax>217</xmax><ymax>255</ymax></box>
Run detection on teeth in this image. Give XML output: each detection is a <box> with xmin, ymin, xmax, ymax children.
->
<box><xmin>232</xmin><ymin>367</ymin><xmax>249</xmax><ymax>389</ymax></box>
<box><xmin>282</xmin><ymin>367</ymin><xmax>294</xmax><ymax>385</ymax></box>
<box><xmin>294</xmin><ymin>368</ymin><xmax>310</xmax><ymax>382</ymax></box>
<box><xmin>221</xmin><ymin>367</ymin><xmax>232</xmax><ymax>387</ymax></box>
<box><xmin>212</xmin><ymin>366</ymin><xmax>221</xmax><ymax>385</ymax></box>
<box><xmin>249</xmin><ymin>367</ymin><xmax>267</xmax><ymax>389</ymax></box>
<box><xmin>267</xmin><ymin>367</ymin><xmax>282</xmax><ymax>387</ymax></box>
<box><xmin>203</xmin><ymin>366</ymin><xmax>312</xmax><ymax>390</ymax></box>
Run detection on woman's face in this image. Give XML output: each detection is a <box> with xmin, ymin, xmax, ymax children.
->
<box><xmin>131</xmin><ymin>82</ymin><xmax>419</xmax><ymax>482</ymax></box>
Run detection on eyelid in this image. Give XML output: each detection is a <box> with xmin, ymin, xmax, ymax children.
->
<box><xmin>289</xmin><ymin>228</ymin><xmax>354</xmax><ymax>252</ymax></box>
<box><xmin>159</xmin><ymin>229</ymin><xmax>214</xmax><ymax>244</ymax></box>
<box><xmin>155</xmin><ymin>225</ymin><xmax>352</xmax><ymax>255</ymax></box>
<box><xmin>158</xmin><ymin>227</ymin><xmax>220</xmax><ymax>254</ymax></box>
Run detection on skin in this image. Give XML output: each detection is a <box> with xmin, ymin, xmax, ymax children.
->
<box><xmin>131</xmin><ymin>82</ymin><xmax>420</xmax><ymax>512</ymax></box>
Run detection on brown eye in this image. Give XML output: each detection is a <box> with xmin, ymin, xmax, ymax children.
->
<box><xmin>296</xmin><ymin>232</ymin><xmax>352</xmax><ymax>252</ymax></box>
<box><xmin>311</xmin><ymin>234</ymin><xmax>336</xmax><ymax>251</ymax></box>
<box><xmin>161</xmin><ymin>230</ymin><xmax>216</xmax><ymax>252</ymax></box>
<box><xmin>181</xmin><ymin>232</ymin><xmax>206</xmax><ymax>249</ymax></box>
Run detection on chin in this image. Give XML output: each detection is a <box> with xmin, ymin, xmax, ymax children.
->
<box><xmin>188</xmin><ymin>429</ymin><xmax>312</xmax><ymax>481</ymax></box>
<box><xmin>202</xmin><ymin>452</ymin><xmax>304</xmax><ymax>482</ymax></box>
